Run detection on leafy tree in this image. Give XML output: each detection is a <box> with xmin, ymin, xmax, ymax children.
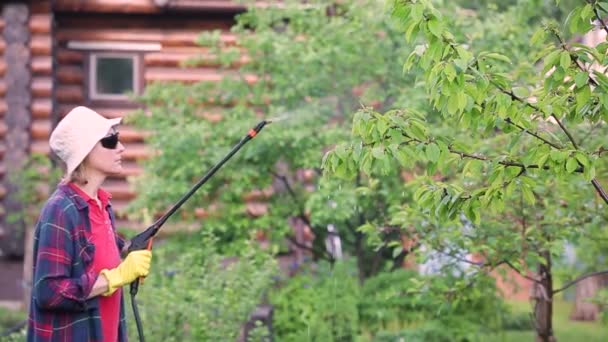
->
<box><xmin>129</xmin><ymin>0</ymin><xmax>419</xmax><ymax>280</ymax></box>
<box><xmin>323</xmin><ymin>0</ymin><xmax>608</xmax><ymax>340</ymax></box>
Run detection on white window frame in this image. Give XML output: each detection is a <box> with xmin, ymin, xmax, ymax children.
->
<box><xmin>89</xmin><ymin>52</ymin><xmax>140</xmax><ymax>101</ymax></box>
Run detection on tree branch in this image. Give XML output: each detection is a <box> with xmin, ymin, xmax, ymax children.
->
<box><xmin>504</xmin><ymin>118</ymin><xmax>563</xmax><ymax>149</ymax></box>
<box><xmin>285</xmin><ymin>235</ymin><xmax>334</xmax><ymax>262</ymax></box>
<box><xmin>504</xmin><ymin>260</ymin><xmax>543</xmax><ymax>284</ymax></box>
<box><xmin>398</xmin><ymin>133</ymin><xmax>582</xmax><ymax>173</ymax></box>
<box><xmin>552</xmin><ymin>31</ymin><xmax>599</xmax><ymax>87</ymax></box>
<box><xmin>491</xmin><ymin>75</ymin><xmax>608</xmax><ymax>205</ymax></box>
<box><xmin>497</xmin><ymin>85</ymin><xmax>580</xmax><ymax>150</ymax></box>
<box><xmin>420</xmin><ymin>137</ymin><xmax>583</xmax><ymax>173</ymax></box>
<box><xmin>467</xmin><ymin>61</ymin><xmax>564</xmax><ymax>149</ymax></box>
<box><xmin>270</xmin><ymin>171</ymin><xmax>299</xmax><ymax>205</ymax></box>
<box><xmin>269</xmin><ymin>170</ymin><xmax>314</xmax><ymax>226</ymax></box>
<box><xmin>591</xmin><ymin>179</ymin><xmax>608</xmax><ymax>203</ymax></box>
<box><xmin>434</xmin><ymin>247</ymin><xmax>503</xmax><ymax>269</ymax></box>
<box><xmin>589</xmin><ymin>0</ymin><xmax>608</xmax><ymax>38</ymax></box>
<box><xmin>592</xmin><ymin>146</ymin><xmax>607</xmax><ymax>157</ymax></box>
<box><xmin>552</xmin><ymin>111</ymin><xmax>579</xmax><ymax>144</ymax></box>
<box><xmin>269</xmin><ymin>170</ymin><xmax>336</xmax><ymax>261</ymax></box>
<box><xmin>553</xmin><ymin>269</ymin><xmax>608</xmax><ymax>294</ymax></box>
<box><xmin>437</xmin><ymin>250</ymin><xmax>487</xmax><ymax>267</ymax></box>
<box><xmin>443</xmin><ymin>38</ymin><xmax>608</xmax><ymax>205</ymax></box>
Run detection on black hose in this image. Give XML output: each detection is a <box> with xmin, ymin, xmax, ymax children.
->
<box><xmin>131</xmin><ymin>290</ymin><xmax>145</xmax><ymax>342</ymax></box>
<box><xmin>1</xmin><ymin>320</ymin><xmax>26</xmax><ymax>337</ymax></box>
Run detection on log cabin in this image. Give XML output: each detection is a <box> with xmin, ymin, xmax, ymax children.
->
<box><xmin>0</xmin><ymin>0</ymin><xmax>248</xmax><ymax>258</ymax></box>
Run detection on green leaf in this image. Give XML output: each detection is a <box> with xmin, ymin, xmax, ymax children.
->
<box><xmin>447</xmin><ymin>95</ymin><xmax>459</xmax><ymax>114</ymax></box>
<box><xmin>594</xmin><ymin>70</ymin><xmax>608</xmax><ymax>90</ymax></box>
<box><xmin>395</xmin><ymin>148</ymin><xmax>412</xmax><ymax>167</ymax></box>
<box><xmin>405</xmin><ymin>20</ymin><xmax>419</xmax><ymax>42</ymax></box>
<box><xmin>377</xmin><ymin>118</ymin><xmax>389</xmax><ymax>135</ymax></box>
<box><xmin>537</xmin><ymin>152</ymin><xmax>551</xmax><ymax>168</ymax></box>
<box><xmin>512</xmin><ymin>87</ymin><xmax>530</xmax><ymax>98</ymax></box>
<box><xmin>410</xmin><ymin>3</ymin><xmax>424</xmax><ymax>22</ymax></box>
<box><xmin>574</xmin><ymin>152</ymin><xmax>590</xmax><ymax>168</ymax></box>
<box><xmin>425</xmin><ymin>143</ymin><xmax>440</xmax><ymax>163</ymax></box>
<box><xmin>584</xmin><ymin>164</ymin><xmax>596</xmax><ymax>181</ymax></box>
<box><xmin>505</xmin><ymin>181</ymin><xmax>516</xmax><ymax>197</ymax></box>
<box><xmin>392</xmin><ymin>246</ymin><xmax>404</xmax><ymax>259</ymax></box>
<box><xmin>372</xmin><ymin>146</ymin><xmax>385</xmax><ymax>159</ymax></box>
<box><xmin>454</xmin><ymin>47</ymin><xmax>470</xmax><ymax>63</ymax></box>
<box><xmin>565</xmin><ymin>157</ymin><xmax>578</xmax><ymax>173</ymax></box>
<box><xmin>484</xmin><ymin>52</ymin><xmax>512</xmax><ymax>64</ymax></box>
<box><xmin>574</xmin><ymin>71</ymin><xmax>589</xmax><ymax>88</ymax></box>
<box><xmin>453</xmin><ymin>58</ymin><xmax>469</xmax><ymax>71</ymax></box>
<box><xmin>543</xmin><ymin>50</ymin><xmax>561</xmax><ymax>74</ymax></box>
<box><xmin>521</xmin><ymin>185</ymin><xmax>536</xmax><ymax>205</ymax></box>
<box><xmin>403</xmin><ymin>53</ymin><xmax>418</xmax><ymax>72</ymax></box>
<box><xmin>444</xmin><ymin>63</ymin><xmax>456</xmax><ymax>81</ymax></box>
<box><xmin>409</xmin><ymin>119</ymin><xmax>428</xmax><ymax>138</ymax></box>
<box><xmin>576</xmin><ymin>85</ymin><xmax>592</xmax><ymax>112</ymax></box>
<box><xmin>560</xmin><ymin>51</ymin><xmax>571</xmax><ymax>69</ymax></box>
<box><xmin>457</xmin><ymin>91</ymin><xmax>467</xmax><ymax>111</ymax></box>
<box><xmin>567</xmin><ymin>7</ymin><xmax>582</xmax><ymax>34</ymax></box>
<box><xmin>581</xmin><ymin>4</ymin><xmax>593</xmax><ymax>20</ymax></box>
<box><xmin>530</xmin><ymin>28</ymin><xmax>546</xmax><ymax>46</ymax></box>
<box><xmin>427</xmin><ymin>18</ymin><xmax>443</xmax><ymax>38</ymax></box>
<box><xmin>550</xmin><ymin>150</ymin><xmax>567</xmax><ymax>162</ymax></box>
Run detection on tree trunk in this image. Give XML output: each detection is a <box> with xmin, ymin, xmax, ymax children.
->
<box><xmin>533</xmin><ymin>251</ymin><xmax>556</xmax><ymax>342</ymax></box>
<box><xmin>570</xmin><ymin>274</ymin><xmax>608</xmax><ymax>321</ymax></box>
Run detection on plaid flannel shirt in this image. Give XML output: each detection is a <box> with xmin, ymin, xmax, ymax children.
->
<box><xmin>27</xmin><ymin>183</ymin><xmax>128</xmax><ymax>342</ymax></box>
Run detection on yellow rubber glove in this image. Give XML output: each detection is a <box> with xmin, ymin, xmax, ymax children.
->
<box><xmin>100</xmin><ymin>250</ymin><xmax>152</xmax><ymax>296</ymax></box>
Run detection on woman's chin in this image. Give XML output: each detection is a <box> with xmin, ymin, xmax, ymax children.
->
<box><xmin>108</xmin><ymin>166</ymin><xmax>123</xmax><ymax>176</ymax></box>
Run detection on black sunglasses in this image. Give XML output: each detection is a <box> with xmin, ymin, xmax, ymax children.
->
<box><xmin>100</xmin><ymin>132</ymin><xmax>120</xmax><ymax>149</ymax></box>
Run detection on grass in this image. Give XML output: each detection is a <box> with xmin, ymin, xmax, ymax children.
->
<box><xmin>358</xmin><ymin>298</ymin><xmax>607</xmax><ymax>341</ymax></box>
<box><xmin>487</xmin><ymin>299</ymin><xmax>607</xmax><ymax>342</ymax></box>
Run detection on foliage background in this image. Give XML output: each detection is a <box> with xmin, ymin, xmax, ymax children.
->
<box><xmin>124</xmin><ymin>0</ymin><xmax>608</xmax><ymax>340</ymax></box>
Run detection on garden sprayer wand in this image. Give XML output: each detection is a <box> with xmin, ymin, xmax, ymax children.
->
<box><xmin>126</xmin><ymin>120</ymin><xmax>271</xmax><ymax>342</ymax></box>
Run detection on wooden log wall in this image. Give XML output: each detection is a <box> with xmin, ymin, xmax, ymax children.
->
<box><xmin>0</xmin><ymin>3</ymin><xmax>31</xmax><ymax>257</ymax></box>
<box><xmin>0</xmin><ymin>8</ymin><xmax>7</xmax><ymax>255</ymax></box>
<box><xmin>29</xmin><ymin>2</ymin><xmax>54</xmax><ymax>166</ymax></box>
<box><xmin>0</xmin><ymin>15</ymin><xmax>5</xmax><ymax>221</ymax></box>
<box><xmin>53</xmin><ymin>0</ymin><xmax>249</xmax><ymax>13</ymax></box>
<box><xmin>53</xmin><ymin>13</ymin><xmax>237</xmax><ymax>219</ymax></box>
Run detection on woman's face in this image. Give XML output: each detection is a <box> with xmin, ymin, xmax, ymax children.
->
<box><xmin>85</xmin><ymin>127</ymin><xmax>125</xmax><ymax>176</ymax></box>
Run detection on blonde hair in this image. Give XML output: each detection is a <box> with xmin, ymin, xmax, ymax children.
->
<box><xmin>69</xmin><ymin>163</ymin><xmax>89</xmax><ymax>185</ymax></box>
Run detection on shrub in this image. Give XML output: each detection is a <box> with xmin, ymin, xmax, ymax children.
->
<box><xmin>374</xmin><ymin>320</ymin><xmax>462</xmax><ymax>342</ymax></box>
<box><xmin>0</xmin><ymin>329</ymin><xmax>26</xmax><ymax>342</ymax></box>
<box><xmin>500</xmin><ymin>311</ymin><xmax>533</xmax><ymax>331</ymax></box>
<box><xmin>126</xmin><ymin>232</ymin><xmax>278</xmax><ymax>341</ymax></box>
<box><xmin>0</xmin><ymin>306</ymin><xmax>26</xmax><ymax>342</ymax></box>
<box><xmin>359</xmin><ymin>269</ymin><xmax>432</xmax><ymax>331</ymax></box>
<box><xmin>271</xmin><ymin>259</ymin><xmax>509</xmax><ymax>341</ymax></box>
<box><xmin>269</xmin><ymin>260</ymin><xmax>360</xmax><ymax>341</ymax></box>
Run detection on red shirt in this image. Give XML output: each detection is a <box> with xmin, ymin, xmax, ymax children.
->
<box><xmin>69</xmin><ymin>183</ymin><xmax>122</xmax><ymax>342</ymax></box>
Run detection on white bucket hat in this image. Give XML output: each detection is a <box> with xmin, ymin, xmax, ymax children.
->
<box><xmin>49</xmin><ymin>106</ymin><xmax>122</xmax><ymax>176</ymax></box>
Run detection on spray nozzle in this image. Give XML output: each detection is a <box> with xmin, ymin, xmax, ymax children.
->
<box><xmin>248</xmin><ymin>120</ymin><xmax>270</xmax><ymax>138</ymax></box>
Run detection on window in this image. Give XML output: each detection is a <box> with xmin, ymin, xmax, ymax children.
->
<box><xmin>89</xmin><ymin>53</ymin><xmax>140</xmax><ymax>101</ymax></box>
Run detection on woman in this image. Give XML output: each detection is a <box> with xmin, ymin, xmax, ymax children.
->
<box><xmin>27</xmin><ymin>106</ymin><xmax>152</xmax><ymax>342</ymax></box>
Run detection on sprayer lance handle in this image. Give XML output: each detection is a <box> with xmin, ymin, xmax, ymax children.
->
<box><xmin>128</xmin><ymin>224</ymin><xmax>159</xmax><ymax>253</ymax></box>
<box><xmin>127</xmin><ymin>224</ymin><xmax>158</xmax><ymax>295</ymax></box>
